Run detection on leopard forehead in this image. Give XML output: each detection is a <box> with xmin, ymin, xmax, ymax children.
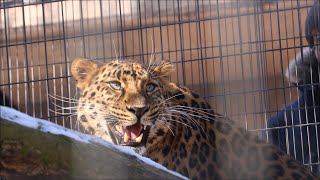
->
<box><xmin>99</xmin><ymin>60</ymin><xmax>150</xmax><ymax>82</ymax></box>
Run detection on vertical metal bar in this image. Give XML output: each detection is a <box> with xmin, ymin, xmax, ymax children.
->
<box><xmin>27</xmin><ymin>1</ymin><xmax>35</xmax><ymax>117</ymax></box>
<box><xmin>21</xmin><ymin>0</ymin><xmax>32</xmax><ymax>115</ymax></box>
<box><xmin>165</xmin><ymin>0</ymin><xmax>172</xmax><ymax>64</ymax></box>
<box><xmin>277</xmin><ymin>0</ymin><xmax>298</xmax><ymax>162</ymax></box>
<box><xmin>172</xmin><ymin>0</ymin><xmax>180</xmax><ymax>83</ymax></box>
<box><xmin>157</xmin><ymin>0</ymin><xmax>164</xmax><ymax>59</ymax></box>
<box><xmin>177</xmin><ymin>0</ymin><xmax>186</xmax><ymax>86</ymax></box>
<box><xmin>231</xmin><ymin>1</ymin><xmax>240</xmax><ymax>120</ymax></box>
<box><xmin>284</xmin><ymin>0</ymin><xmax>298</xmax><ymax>160</ymax></box>
<box><xmin>35</xmin><ymin>3</ymin><xmax>43</xmax><ymax>118</ymax></box>
<box><xmin>3</xmin><ymin>4</ymin><xmax>12</xmax><ymax>108</ymax></box>
<box><xmin>137</xmin><ymin>0</ymin><xmax>145</xmax><ymax>62</ymax></box>
<box><xmin>49</xmin><ymin>2</ymin><xmax>57</xmax><ymax>124</ymax></box>
<box><xmin>41</xmin><ymin>1</ymin><xmax>51</xmax><ymax>119</ymax></box>
<box><xmin>99</xmin><ymin>0</ymin><xmax>106</xmax><ymax>61</ymax></box>
<box><xmin>236</xmin><ymin>0</ymin><xmax>249</xmax><ymax>129</ymax></box>
<box><xmin>267</xmin><ymin>1</ymin><xmax>287</xmax><ymax>150</ymax></box>
<box><xmin>254</xmin><ymin>0</ymin><xmax>266</xmax><ymax>138</ymax></box>
<box><xmin>118</xmin><ymin>0</ymin><xmax>125</xmax><ymax>58</ymax></box>
<box><xmin>107</xmin><ymin>0</ymin><xmax>113</xmax><ymax>59</ymax></box>
<box><xmin>22</xmin><ymin>1</ymin><xmax>31</xmax><ymax>114</ymax></box>
<box><xmin>93</xmin><ymin>0</ymin><xmax>98</xmax><ymax>59</ymax></box>
<box><xmin>129</xmin><ymin>0</ymin><xmax>135</xmax><ymax>60</ymax></box>
<box><xmin>195</xmin><ymin>0</ymin><xmax>207</xmax><ymax>97</ymax></box>
<box><xmin>253</xmin><ymin>0</ymin><xmax>267</xmax><ymax>135</ymax></box>
<box><xmin>60</xmin><ymin>0</ymin><xmax>71</xmax><ymax>127</ymax></box>
<box><xmin>79</xmin><ymin>0</ymin><xmax>86</xmax><ymax>57</ymax></box>
<box><xmin>215</xmin><ymin>0</ymin><xmax>227</xmax><ymax>116</ymax></box>
<box><xmin>208</xmin><ymin>0</ymin><xmax>216</xmax><ymax>109</ymax></box>
<box><xmin>246</xmin><ymin>2</ymin><xmax>257</xmax><ymax>130</ymax></box>
<box><xmin>14</xmin><ymin>14</ymin><xmax>20</xmax><ymax>112</ymax></box>
<box><xmin>65</xmin><ymin>0</ymin><xmax>74</xmax><ymax>127</ymax></box>
<box><xmin>201</xmin><ymin>0</ymin><xmax>209</xmax><ymax>101</ymax></box>
<box><xmin>222</xmin><ymin>0</ymin><xmax>232</xmax><ymax>117</ymax></box>
<box><xmin>186</xmin><ymin>1</ymin><xmax>194</xmax><ymax>89</ymax></box>
<box><xmin>143</xmin><ymin>0</ymin><xmax>149</xmax><ymax>64</ymax></box>
<box><xmin>151</xmin><ymin>0</ymin><xmax>155</xmax><ymax>63</ymax></box>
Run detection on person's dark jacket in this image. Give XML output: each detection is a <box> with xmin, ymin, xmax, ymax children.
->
<box><xmin>267</xmin><ymin>47</ymin><xmax>320</xmax><ymax>176</ymax></box>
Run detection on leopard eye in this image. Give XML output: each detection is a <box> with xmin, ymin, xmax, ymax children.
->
<box><xmin>108</xmin><ymin>81</ymin><xmax>122</xmax><ymax>90</ymax></box>
<box><xmin>146</xmin><ymin>83</ymin><xmax>157</xmax><ymax>93</ymax></box>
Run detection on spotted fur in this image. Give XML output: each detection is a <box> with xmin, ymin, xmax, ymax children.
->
<box><xmin>71</xmin><ymin>58</ymin><xmax>316</xmax><ymax>179</ymax></box>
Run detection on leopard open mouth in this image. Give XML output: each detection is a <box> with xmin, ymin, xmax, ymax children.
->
<box><xmin>108</xmin><ymin>122</ymin><xmax>151</xmax><ymax>147</ymax></box>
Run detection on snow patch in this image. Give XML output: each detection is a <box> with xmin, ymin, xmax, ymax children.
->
<box><xmin>0</xmin><ymin>106</ymin><xmax>188</xmax><ymax>180</ymax></box>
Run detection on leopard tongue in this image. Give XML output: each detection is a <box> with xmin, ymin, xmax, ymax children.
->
<box><xmin>125</xmin><ymin>122</ymin><xmax>142</xmax><ymax>140</ymax></box>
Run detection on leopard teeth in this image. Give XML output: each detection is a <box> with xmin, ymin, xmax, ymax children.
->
<box><xmin>135</xmin><ymin>133</ymin><xmax>143</xmax><ymax>143</ymax></box>
<box><xmin>116</xmin><ymin>125</ymin><xmax>121</xmax><ymax>132</ymax></box>
<box><xmin>124</xmin><ymin>132</ymin><xmax>129</xmax><ymax>143</ymax></box>
<box><xmin>143</xmin><ymin>126</ymin><xmax>146</xmax><ymax>130</ymax></box>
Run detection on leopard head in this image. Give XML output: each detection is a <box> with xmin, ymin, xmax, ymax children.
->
<box><xmin>71</xmin><ymin>58</ymin><xmax>174</xmax><ymax>149</ymax></box>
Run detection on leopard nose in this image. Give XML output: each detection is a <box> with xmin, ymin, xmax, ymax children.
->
<box><xmin>126</xmin><ymin>106</ymin><xmax>150</xmax><ymax>120</ymax></box>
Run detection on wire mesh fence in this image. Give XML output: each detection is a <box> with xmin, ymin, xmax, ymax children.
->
<box><xmin>1</xmin><ymin>0</ymin><xmax>319</xmax><ymax>175</ymax></box>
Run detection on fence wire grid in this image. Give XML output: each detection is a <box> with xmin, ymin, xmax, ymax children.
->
<box><xmin>1</xmin><ymin>0</ymin><xmax>319</xmax><ymax>175</ymax></box>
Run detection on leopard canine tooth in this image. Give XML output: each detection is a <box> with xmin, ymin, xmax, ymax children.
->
<box><xmin>143</xmin><ymin>126</ymin><xmax>146</xmax><ymax>130</ymax></box>
<box><xmin>116</xmin><ymin>125</ymin><xmax>125</xmax><ymax>134</ymax></box>
<box><xmin>124</xmin><ymin>132</ymin><xmax>129</xmax><ymax>143</ymax></box>
<box><xmin>135</xmin><ymin>133</ymin><xmax>143</xmax><ymax>143</ymax></box>
<box><xmin>116</xmin><ymin>125</ymin><xmax>121</xmax><ymax>132</ymax></box>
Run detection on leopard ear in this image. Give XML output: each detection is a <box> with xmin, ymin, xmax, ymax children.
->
<box><xmin>153</xmin><ymin>61</ymin><xmax>174</xmax><ymax>79</ymax></box>
<box><xmin>71</xmin><ymin>58</ymin><xmax>99</xmax><ymax>91</ymax></box>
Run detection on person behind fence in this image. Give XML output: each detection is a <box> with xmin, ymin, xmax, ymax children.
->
<box><xmin>266</xmin><ymin>2</ymin><xmax>320</xmax><ymax>175</ymax></box>
<box><xmin>265</xmin><ymin>4</ymin><xmax>320</xmax><ymax>174</ymax></box>
<box><xmin>266</xmin><ymin>47</ymin><xmax>320</xmax><ymax>176</ymax></box>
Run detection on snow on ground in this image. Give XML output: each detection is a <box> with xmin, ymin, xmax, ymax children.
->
<box><xmin>0</xmin><ymin>106</ymin><xmax>188</xmax><ymax>180</ymax></box>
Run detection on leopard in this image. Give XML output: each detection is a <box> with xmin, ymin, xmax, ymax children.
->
<box><xmin>71</xmin><ymin>58</ymin><xmax>317</xmax><ymax>179</ymax></box>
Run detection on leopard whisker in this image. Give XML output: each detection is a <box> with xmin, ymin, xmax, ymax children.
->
<box><xmin>169</xmin><ymin>108</ymin><xmax>202</xmax><ymax>128</ymax></box>
<box><xmin>65</xmin><ymin>113</ymin><xmax>77</xmax><ymax>122</ymax></box>
<box><xmin>49</xmin><ymin>102</ymin><xmax>78</xmax><ymax>111</ymax></box>
<box><xmin>48</xmin><ymin>109</ymin><xmax>75</xmax><ymax>115</ymax></box>
<box><xmin>159</xmin><ymin>113</ymin><xmax>192</xmax><ymax>129</ymax></box>
<box><xmin>170</xmin><ymin>105</ymin><xmax>224</xmax><ymax>118</ymax></box>
<box><xmin>49</xmin><ymin>97</ymin><xmax>78</xmax><ymax>110</ymax></box>
<box><xmin>166</xmin><ymin>124</ymin><xmax>175</xmax><ymax>136</ymax></box>
<box><xmin>165</xmin><ymin>109</ymin><xmax>201</xmax><ymax>129</ymax></box>
<box><xmin>165</xmin><ymin>108</ymin><xmax>209</xmax><ymax>139</ymax></box>
<box><xmin>157</xmin><ymin>117</ymin><xmax>175</xmax><ymax>136</ymax></box>
<box><xmin>167</xmin><ymin>107</ymin><xmax>213</xmax><ymax>121</ymax></box>
<box><xmin>104</xmin><ymin>115</ymin><xmax>119</xmax><ymax>123</ymax></box>
<box><xmin>168</xmin><ymin>107</ymin><xmax>210</xmax><ymax>133</ymax></box>
<box><xmin>75</xmin><ymin>117</ymin><xmax>80</xmax><ymax>130</ymax></box>
<box><xmin>48</xmin><ymin>94</ymin><xmax>79</xmax><ymax>103</ymax></box>
<box><xmin>170</xmin><ymin>105</ymin><xmax>214</xmax><ymax>112</ymax></box>
<box><xmin>112</xmin><ymin>38</ymin><xmax>119</xmax><ymax>60</ymax></box>
<box><xmin>165</xmin><ymin>109</ymin><xmax>198</xmax><ymax>128</ymax></box>
<box><xmin>151</xmin><ymin>74</ymin><xmax>172</xmax><ymax>79</ymax></box>
<box><xmin>75</xmin><ymin>115</ymin><xmax>86</xmax><ymax>131</ymax></box>
<box><xmin>111</xmin><ymin>121</ymin><xmax>119</xmax><ymax>129</ymax></box>
<box><xmin>158</xmin><ymin>93</ymin><xmax>187</xmax><ymax>105</ymax></box>
<box><xmin>147</xmin><ymin>38</ymin><xmax>155</xmax><ymax>74</ymax></box>
<box><xmin>149</xmin><ymin>56</ymin><xmax>163</xmax><ymax>75</ymax></box>
<box><xmin>166</xmin><ymin>106</ymin><xmax>222</xmax><ymax>122</ymax></box>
